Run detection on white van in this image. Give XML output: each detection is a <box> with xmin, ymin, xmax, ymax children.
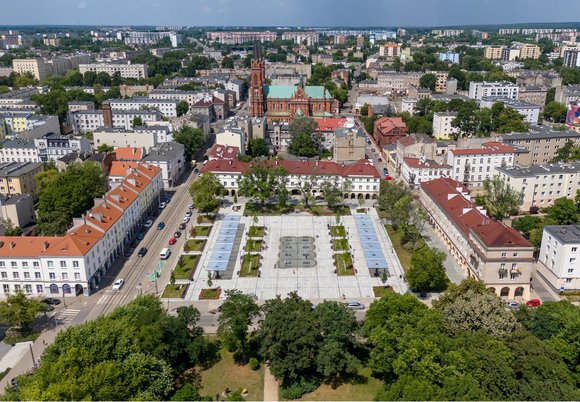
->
<box><xmin>159</xmin><ymin>248</ymin><xmax>172</xmax><ymax>260</ymax></box>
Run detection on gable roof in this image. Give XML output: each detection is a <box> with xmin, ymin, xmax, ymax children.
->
<box><xmin>109</xmin><ymin>161</ymin><xmax>141</xmax><ymax>177</ymax></box>
<box><xmin>114</xmin><ymin>147</ymin><xmax>144</xmax><ymax>161</ymax></box>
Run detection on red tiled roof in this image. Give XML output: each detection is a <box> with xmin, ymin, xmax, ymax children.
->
<box><xmin>207</xmin><ymin>144</ymin><xmax>240</xmax><ymax>160</ymax></box>
<box><xmin>109</xmin><ymin>161</ymin><xmax>141</xmax><ymax>177</ymax></box>
<box><xmin>375</xmin><ymin>116</ymin><xmax>407</xmax><ymax>132</ymax></box>
<box><xmin>403</xmin><ymin>157</ymin><xmax>449</xmax><ymax>169</ymax></box>
<box><xmin>114</xmin><ymin>147</ymin><xmax>143</xmax><ymax>161</ymax></box>
<box><xmin>421</xmin><ymin>178</ymin><xmax>530</xmax><ymax>248</ymax></box>
<box><xmin>451</xmin><ymin>141</ymin><xmax>515</xmax><ymax>156</ymax></box>
<box><xmin>313</xmin><ymin>117</ymin><xmax>347</xmax><ymax>132</ymax></box>
<box><xmin>397</xmin><ymin>134</ymin><xmax>433</xmax><ymax>147</ymax></box>
<box><xmin>201</xmin><ymin>159</ymin><xmax>380</xmax><ymax>178</ymax></box>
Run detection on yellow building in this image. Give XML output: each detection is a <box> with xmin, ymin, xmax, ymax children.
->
<box><xmin>519</xmin><ymin>44</ymin><xmax>541</xmax><ymax>60</ymax></box>
<box><xmin>484</xmin><ymin>45</ymin><xmax>505</xmax><ymax>60</ymax></box>
<box><xmin>12</xmin><ymin>58</ymin><xmax>49</xmax><ymax>81</ymax></box>
<box><xmin>0</xmin><ymin>161</ymin><xmax>44</xmax><ymax>199</ymax></box>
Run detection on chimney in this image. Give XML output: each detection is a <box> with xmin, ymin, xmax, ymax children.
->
<box><xmin>102</xmin><ymin>103</ymin><xmax>113</xmax><ymax>129</ymax></box>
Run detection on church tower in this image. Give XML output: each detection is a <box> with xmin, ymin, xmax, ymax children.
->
<box><xmin>250</xmin><ymin>43</ymin><xmax>265</xmax><ymax>117</ymax></box>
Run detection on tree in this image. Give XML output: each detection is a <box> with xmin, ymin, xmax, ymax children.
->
<box><xmin>359</xmin><ymin>103</ymin><xmax>369</xmax><ymax>117</ymax></box>
<box><xmin>544</xmin><ymin>101</ymin><xmax>567</xmax><ymax>123</ymax></box>
<box><xmin>171</xmin><ymin>383</ymin><xmax>205</xmax><ymax>401</ymax></box>
<box><xmin>0</xmin><ymin>291</ymin><xmax>43</xmax><ymax>334</ymax></box>
<box><xmin>97</xmin><ymin>143</ymin><xmax>114</xmax><ymax>153</ymax></box>
<box><xmin>36</xmin><ymin>163</ymin><xmax>107</xmax><ymax>235</ymax></box>
<box><xmin>132</xmin><ymin>116</ymin><xmax>143</xmax><ymax>127</ymax></box>
<box><xmin>0</xmin><ymin>218</ymin><xmax>22</xmax><ymax>236</ymax></box>
<box><xmin>173</xmin><ymin>126</ymin><xmax>205</xmax><ymax>161</ymax></box>
<box><xmin>217</xmin><ymin>290</ymin><xmax>259</xmax><ymax>364</ymax></box>
<box><xmin>405</xmin><ymin>247</ymin><xmax>448</xmax><ymax>292</ymax></box>
<box><xmin>321</xmin><ymin>178</ymin><xmax>350</xmax><ymax>210</ymax></box>
<box><xmin>480</xmin><ymin>176</ymin><xmax>524</xmax><ymax>221</ymax></box>
<box><xmin>419</xmin><ymin>73</ymin><xmax>437</xmax><ymax>91</ymax></box>
<box><xmin>237</xmin><ymin>164</ymin><xmax>286</xmax><ymax>206</ymax></box>
<box><xmin>249</xmin><ymin>138</ymin><xmax>269</xmax><ymax>157</ymax></box>
<box><xmin>176</xmin><ymin>100</ymin><xmax>189</xmax><ymax>117</ymax></box>
<box><xmin>547</xmin><ymin>197</ymin><xmax>578</xmax><ymax>225</ymax></box>
<box><xmin>377</xmin><ymin>180</ymin><xmax>412</xmax><ymax>228</ymax></box>
<box><xmin>189</xmin><ymin>173</ymin><xmax>225</xmax><ymax>214</ymax></box>
<box><xmin>287</xmin><ymin>117</ymin><xmax>322</xmax><ymax>157</ymax></box>
<box><xmin>221</xmin><ymin>56</ymin><xmax>234</xmax><ymax>69</ymax></box>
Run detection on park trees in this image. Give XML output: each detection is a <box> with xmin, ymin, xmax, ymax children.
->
<box><xmin>479</xmin><ymin>176</ymin><xmax>524</xmax><ymax>221</ymax></box>
<box><xmin>419</xmin><ymin>73</ymin><xmax>437</xmax><ymax>91</ymax></box>
<box><xmin>217</xmin><ymin>290</ymin><xmax>259</xmax><ymax>364</ymax></box>
<box><xmin>0</xmin><ymin>291</ymin><xmax>43</xmax><ymax>335</ymax></box>
<box><xmin>173</xmin><ymin>125</ymin><xmax>205</xmax><ymax>161</ymax></box>
<box><xmin>248</xmin><ymin>138</ymin><xmax>269</xmax><ymax>157</ymax></box>
<box><xmin>287</xmin><ymin>117</ymin><xmax>322</xmax><ymax>157</ymax></box>
<box><xmin>36</xmin><ymin>162</ymin><xmax>107</xmax><ymax>236</ymax></box>
<box><xmin>544</xmin><ymin>101</ymin><xmax>567</xmax><ymax>123</ymax></box>
<box><xmin>321</xmin><ymin>178</ymin><xmax>350</xmax><ymax>210</ymax></box>
<box><xmin>189</xmin><ymin>173</ymin><xmax>225</xmax><ymax>214</ymax></box>
<box><xmin>237</xmin><ymin>164</ymin><xmax>287</xmax><ymax>206</ymax></box>
<box><xmin>405</xmin><ymin>247</ymin><xmax>448</xmax><ymax>293</ymax></box>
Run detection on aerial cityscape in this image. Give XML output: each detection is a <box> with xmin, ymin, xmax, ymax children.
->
<box><xmin>0</xmin><ymin>0</ymin><xmax>578</xmax><ymax>400</ymax></box>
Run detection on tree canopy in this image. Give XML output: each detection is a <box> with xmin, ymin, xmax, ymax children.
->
<box><xmin>172</xmin><ymin>126</ymin><xmax>205</xmax><ymax>161</ymax></box>
<box><xmin>405</xmin><ymin>247</ymin><xmax>448</xmax><ymax>292</ymax></box>
<box><xmin>189</xmin><ymin>173</ymin><xmax>225</xmax><ymax>214</ymax></box>
<box><xmin>287</xmin><ymin>117</ymin><xmax>322</xmax><ymax>157</ymax></box>
<box><xmin>479</xmin><ymin>175</ymin><xmax>524</xmax><ymax>221</ymax></box>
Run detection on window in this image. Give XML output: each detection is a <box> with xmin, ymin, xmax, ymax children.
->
<box><xmin>60</xmin><ymin>261</ymin><xmax>66</xmax><ymax>268</ymax></box>
<box><xmin>22</xmin><ymin>262</ymin><xmax>28</xmax><ymax>268</ymax></box>
<box><xmin>36</xmin><ymin>285</ymin><xmax>43</xmax><ymax>293</ymax></box>
<box><xmin>501</xmin><ymin>252</ymin><xmax>507</xmax><ymax>257</ymax></box>
<box><xmin>25</xmin><ymin>284</ymin><xmax>32</xmax><ymax>293</ymax></box>
<box><xmin>3</xmin><ymin>285</ymin><xmax>9</xmax><ymax>294</ymax></box>
<box><xmin>35</xmin><ymin>272</ymin><xmax>41</xmax><ymax>279</ymax></box>
<box><xmin>513</xmin><ymin>253</ymin><xmax>518</xmax><ymax>257</ymax></box>
<box><xmin>11</xmin><ymin>262</ymin><xmax>17</xmax><ymax>268</ymax></box>
<box><xmin>74</xmin><ymin>273</ymin><xmax>81</xmax><ymax>280</ymax></box>
<box><xmin>12</xmin><ymin>272</ymin><xmax>18</xmax><ymax>279</ymax></box>
<box><xmin>62</xmin><ymin>273</ymin><xmax>68</xmax><ymax>280</ymax></box>
<box><xmin>24</xmin><ymin>272</ymin><xmax>30</xmax><ymax>279</ymax></box>
<box><xmin>572</xmin><ymin>247</ymin><xmax>578</xmax><ymax>252</ymax></box>
<box><xmin>49</xmin><ymin>273</ymin><xmax>56</xmax><ymax>280</ymax></box>
<box><xmin>33</xmin><ymin>262</ymin><xmax>39</xmax><ymax>268</ymax></box>
<box><xmin>47</xmin><ymin>261</ymin><xmax>54</xmax><ymax>268</ymax></box>
<box><xmin>0</xmin><ymin>272</ymin><xmax>6</xmax><ymax>279</ymax></box>
<box><xmin>570</xmin><ymin>258</ymin><xmax>576</xmax><ymax>263</ymax></box>
<box><xmin>568</xmin><ymin>269</ymin><xmax>574</xmax><ymax>273</ymax></box>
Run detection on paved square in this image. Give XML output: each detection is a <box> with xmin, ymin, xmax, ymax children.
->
<box><xmin>185</xmin><ymin>207</ymin><xmax>408</xmax><ymax>301</ymax></box>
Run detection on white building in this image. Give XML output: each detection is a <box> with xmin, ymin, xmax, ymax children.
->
<box><xmin>479</xmin><ymin>97</ymin><xmax>540</xmax><ymax>124</ymax></box>
<box><xmin>79</xmin><ymin>62</ymin><xmax>148</xmax><ymax>79</ymax></box>
<box><xmin>495</xmin><ymin>162</ymin><xmax>580</xmax><ymax>212</ymax></box>
<box><xmin>538</xmin><ymin>225</ymin><xmax>580</xmax><ymax>291</ymax></box>
<box><xmin>400</xmin><ymin>98</ymin><xmax>417</xmax><ymax>114</ymax></box>
<box><xmin>34</xmin><ymin>133</ymin><xmax>92</xmax><ymax>162</ymax></box>
<box><xmin>93</xmin><ymin>127</ymin><xmax>158</xmax><ymax>151</ymax></box>
<box><xmin>70</xmin><ymin>109</ymin><xmax>162</xmax><ymax>134</ymax></box>
<box><xmin>104</xmin><ymin>98</ymin><xmax>178</xmax><ymax>118</ymax></box>
<box><xmin>447</xmin><ymin>141</ymin><xmax>516</xmax><ymax>188</ymax></box>
<box><xmin>216</xmin><ymin>126</ymin><xmax>246</xmax><ymax>156</ymax></box>
<box><xmin>432</xmin><ymin>112</ymin><xmax>460</xmax><ymax>140</ymax></box>
<box><xmin>123</xmin><ymin>31</ymin><xmax>182</xmax><ymax>47</ymax></box>
<box><xmin>0</xmin><ymin>163</ymin><xmax>162</xmax><ymax>298</ymax></box>
<box><xmin>400</xmin><ymin>157</ymin><xmax>451</xmax><ymax>189</ymax></box>
<box><xmin>0</xmin><ymin>139</ymin><xmax>41</xmax><ymax>163</ymax></box>
<box><xmin>142</xmin><ymin>142</ymin><xmax>185</xmax><ymax>188</ymax></box>
<box><xmin>468</xmin><ymin>81</ymin><xmax>519</xmax><ymax>100</ymax></box>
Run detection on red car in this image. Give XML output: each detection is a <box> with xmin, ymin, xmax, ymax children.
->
<box><xmin>168</xmin><ymin>237</ymin><xmax>177</xmax><ymax>246</ymax></box>
<box><xmin>385</xmin><ymin>175</ymin><xmax>393</xmax><ymax>181</ymax></box>
<box><xmin>525</xmin><ymin>299</ymin><xmax>541</xmax><ymax>307</ymax></box>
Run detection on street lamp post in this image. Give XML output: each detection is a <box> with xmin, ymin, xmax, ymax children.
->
<box><xmin>29</xmin><ymin>343</ymin><xmax>36</xmax><ymax>367</ymax></box>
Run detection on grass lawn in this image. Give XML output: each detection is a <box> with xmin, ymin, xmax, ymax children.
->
<box><xmin>334</xmin><ymin>253</ymin><xmax>354</xmax><ymax>276</ymax></box>
<box><xmin>196</xmin><ymin>215</ymin><xmax>216</xmax><ymax>224</ymax></box>
<box><xmin>3</xmin><ymin>331</ymin><xmax>40</xmax><ymax>345</ymax></box>
<box><xmin>385</xmin><ymin>225</ymin><xmax>412</xmax><ymax>271</ymax></box>
<box><xmin>246</xmin><ymin>239</ymin><xmax>263</xmax><ymax>252</ymax></box>
<box><xmin>373</xmin><ymin>285</ymin><xmax>394</xmax><ymax>298</ymax></box>
<box><xmin>298</xmin><ymin>367</ymin><xmax>383</xmax><ymax>401</ymax></box>
<box><xmin>333</xmin><ymin>238</ymin><xmax>349</xmax><ymax>251</ymax></box>
<box><xmin>200</xmin><ymin>348</ymin><xmax>264</xmax><ymax>401</ymax></box>
<box><xmin>161</xmin><ymin>284</ymin><xmax>188</xmax><ymax>298</ymax></box>
<box><xmin>330</xmin><ymin>226</ymin><xmax>346</xmax><ymax>237</ymax></box>
<box><xmin>248</xmin><ymin>226</ymin><xmax>266</xmax><ymax>237</ymax></box>
<box><xmin>244</xmin><ymin>202</ymin><xmax>293</xmax><ymax>216</ymax></box>
<box><xmin>191</xmin><ymin>225</ymin><xmax>212</xmax><ymax>237</ymax></box>
<box><xmin>184</xmin><ymin>239</ymin><xmax>207</xmax><ymax>252</ymax></box>
<box><xmin>199</xmin><ymin>288</ymin><xmax>222</xmax><ymax>300</ymax></box>
<box><xmin>174</xmin><ymin>255</ymin><xmax>200</xmax><ymax>280</ymax></box>
<box><xmin>240</xmin><ymin>255</ymin><xmax>261</xmax><ymax>277</ymax></box>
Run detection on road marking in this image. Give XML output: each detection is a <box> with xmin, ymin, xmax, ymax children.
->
<box><xmin>97</xmin><ymin>294</ymin><xmax>111</xmax><ymax>305</ymax></box>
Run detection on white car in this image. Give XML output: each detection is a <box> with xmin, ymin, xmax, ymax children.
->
<box><xmin>346</xmin><ymin>302</ymin><xmax>365</xmax><ymax>310</ymax></box>
<box><xmin>159</xmin><ymin>202</ymin><xmax>167</xmax><ymax>210</ymax></box>
<box><xmin>185</xmin><ymin>210</ymin><xmax>193</xmax><ymax>217</ymax></box>
<box><xmin>112</xmin><ymin>279</ymin><xmax>125</xmax><ymax>291</ymax></box>
<box><xmin>144</xmin><ymin>220</ymin><xmax>153</xmax><ymax>229</ymax></box>
<box><xmin>182</xmin><ymin>216</ymin><xmax>190</xmax><ymax>224</ymax></box>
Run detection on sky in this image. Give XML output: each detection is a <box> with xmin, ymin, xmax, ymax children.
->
<box><xmin>1</xmin><ymin>0</ymin><xmax>580</xmax><ymax>27</ymax></box>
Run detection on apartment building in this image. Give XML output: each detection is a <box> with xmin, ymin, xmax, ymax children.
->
<box><xmin>379</xmin><ymin>43</ymin><xmax>401</xmax><ymax>57</ymax></box>
<box><xmin>376</xmin><ymin>71</ymin><xmax>422</xmax><ymax>92</ymax></box>
<box><xmin>420</xmin><ymin>178</ymin><xmax>534</xmax><ymax>299</ymax></box>
<box><xmin>79</xmin><ymin>62</ymin><xmax>148</xmax><ymax>79</ymax></box>
<box><xmin>0</xmin><ymin>139</ymin><xmax>41</xmax><ymax>163</ymax></box>
<box><xmin>555</xmin><ymin>85</ymin><xmax>580</xmax><ymax>105</ymax></box>
<box><xmin>484</xmin><ymin>46</ymin><xmax>505</xmax><ymax>60</ymax></box>
<box><xmin>0</xmin><ymin>163</ymin><xmax>162</xmax><ymax>297</ymax></box>
<box><xmin>0</xmin><ymin>194</ymin><xmax>35</xmax><ymax>229</ymax></box>
<box><xmin>468</xmin><ymin>81</ymin><xmax>519</xmax><ymax>100</ymax></box>
<box><xmin>538</xmin><ymin>225</ymin><xmax>580</xmax><ymax>291</ymax></box>
<box><xmin>281</xmin><ymin>31</ymin><xmax>319</xmax><ymax>46</ymax></box>
<box><xmin>518</xmin><ymin>44</ymin><xmax>541</xmax><ymax>60</ymax></box>
<box><xmin>142</xmin><ymin>142</ymin><xmax>185</xmax><ymax>188</ymax></box>
<box><xmin>432</xmin><ymin>112</ymin><xmax>459</xmax><ymax>140</ymax></box>
<box><xmin>202</xmin><ymin>159</ymin><xmax>381</xmax><ymax>199</ymax></box>
<box><xmin>12</xmin><ymin>58</ymin><xmax>50</xmax><ymax>81</ymax></box>
<box><xmin>33</xmin><ymin>133</ymin><xmax>91</xmax><ymax>162</ymax></box>
<box><xmin>70</xmin><ymin>109</ymin><xmax>162</xmax><ymax>134</ymax></box>
<box><xmin>500</xmin><ymin>129</ymin><xmax>580</xmax><ymax>165</ymax></box>
<box><xmin>438</xmin><ymin>52</ymin><xmax>460</xmax><ymax>64</ymax></box>
<box><xmin>104</xmin><ymin>98</ymin><xmax>177</xmax><ymax>117</ymax></box>
<box><xmin>563</xmin><ymin>50</ymin><xmax>580</xmax><ymax>68</ymax></box>
<box><xmin>516</xmin><ymin>70</ymin><xmax>562</xmax><ymax>88</ymax></box>
<box><xmin>93</xmin><ymin>127</ymin><xmax>158</xmax><ymax>151</ymax></box>
<box><xmin>333</xmin><ymin>127</ymin><xmax>366</xmax><ymax>162</ymax></box>
<box><xmin>518</xmin><ymin>85</ymin><xmax>548</xmax><ymax>108</ymax></box>
<box><xmin>0</xmin><ymin>161</ymin><xmax>44</xmax><ymax>199</ymax></box>
<box><xmin>479</xmin><ymin>97</ymin><xmax>540</xmax><ymax>123</ymax></box>
<box><xmin>496</xmin><ymin>163</ymin><xmax>580</xmax><ymax>211</ymax></box>
<box><xmin>401</xmin><ymin>157</ymin><xmax>451</xmax><ymax>189</ymax></box>
<box><xmin>447</xmin><ymin>141</ymin><xmax>516</xmax><ymax>189</ymax></box>
<box><xmin>205</xmin><ymin>31</ymin><xmax>277</xmax><ymax>44</ymax></box>
<box><xmin>123</xmin><ymin>31</ymin><xmax>181</xmax><ymax>47</ymax></box>
<box><xmin>373</xmin><ymin>117</ymin><xmax>409</xmax><ymax>148</ymax></box>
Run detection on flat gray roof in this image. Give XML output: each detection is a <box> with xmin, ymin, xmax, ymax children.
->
<box><xmin>501</xmin><ymin>130</ymin><xmax>580</xmax><ymax>141</ymax></box>
<box><xmin>496</xmin><ymin>162</ymin><xmax>580</xmax><ymax>178</ymax></box>
<box><xmin>0</xmin><ymin>161</ymin><xmax>43</xmax><ymax>176</ymax></box>
<box><xmin>544</xmin><ymin>225</ymin><xmax>580</xmax><ymax>244</ymax></box>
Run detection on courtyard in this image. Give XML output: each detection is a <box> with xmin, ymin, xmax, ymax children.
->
<box><xmin>184</xmin><ymin>205</ymin><xmax>407</xmax><ymax>301</ymax></box>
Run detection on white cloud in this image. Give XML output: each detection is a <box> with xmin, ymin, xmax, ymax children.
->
<box><xmin>77</xmin><ymin>0</ymin><xmax>88</xmax><ymax>9</ymax></box>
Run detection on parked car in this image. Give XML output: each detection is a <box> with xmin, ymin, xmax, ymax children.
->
<box><xmin>112</xmin><ymin>279</ymin><xmax>125</xmax><ymax>291</ymax></box>
<box><xmin>157</xmin><ymin>222</ymin><xmax>165</xmax><ymax>230</ymax></box>
<box><xmin>346</xmin><ymin>302</ymin><xmax>365</xmax><ymax>310</ymax></box>
<box><xmin>137</xmin><ymin>247</ymin><xmax>148</xmax><ymax>257</ymax></box>
<box><xmin>159</xmin><ymin>202</ymin><xmax>167</xmax><ymax>210</ymax></box>
<box><xmin>179</xmin><ymin>223</ymin><xmax>187</xmax><ymax>230</ymax></box>
<box><xmin>168</xmin><ymin>237</ymin><xmax>177</xmax><ymax>245</ymax></box>
<box><xmin>174</xmin><ymin>231</ymin><xmax>182</xmax><ymax>238</ymax></box>
<box><xmin>505</xmin><ymin>301</ymin><xmax>520</xmax><ymax>309</ymax></box>
<box><xmin>525</xmin><ymin>299</ymin><xmax>541</xmax><ymax>307</ymax></box>
<box><xmin>136</xmin><ymin>232</ymin><xmax>144</xmax><ymax>240</ymax></box>
<box><xmin>41</xmin><ymin>297</ymin><xmax>61</xmax><ymax>306</ymax></box>
<box><xmin>188</xmin><ymin>204</ymin><xmax>194</xmax><ymax>210</ymax></box>
<box><xmin>185</xmin><ymin>210</ymin><xmax>193</xmax><ymax>217</ymax></box>
<box><xmin>182</xmin><ymin>216</ymin><xmax>190</xmax><ymax>224</ymax></box>
<box><xmin>124</xmin><ymin>247</ymin><xmax>135</xmax><ymax>257</ymax></box>
<box><xmin>144</xmin><ymin>220</ymin><xmax>153</xmax><ymax>229</ymax></box>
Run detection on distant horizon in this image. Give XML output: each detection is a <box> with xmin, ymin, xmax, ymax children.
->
<box><xmin>2</xmin><ymin>0</ymin><xmax>580</xmax><ymax>27</ymax></box>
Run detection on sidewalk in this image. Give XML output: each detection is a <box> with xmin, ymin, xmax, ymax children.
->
<box><xmin>263</xmin><ymin>366</ymin><xmax>279</xmax><ymax>401</ymax></box>
<box><xmin>421</xmin><ymin>224</ymin><xmax>466</xmax><ymax>285</ymax></box>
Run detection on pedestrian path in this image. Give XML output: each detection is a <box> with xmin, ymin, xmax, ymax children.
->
<box><xmin>263</xmin><ymin>366</ymin><xmax>279</xmax><ymax>401</ymax></box>
<box><xmin>58</xmin><ymin>308</ymin><xmax>81</xmax><ymax>325</ymax></box>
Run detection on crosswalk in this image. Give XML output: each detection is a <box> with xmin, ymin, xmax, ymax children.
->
<box><xmin>58</xmin><ymin>309</ymin><xmax>80</xmax><ymax>325</ymax></box>
<box><xmin>96</xmin><ymin>293</ymin><xmax>112</xmax><ymax>305</ymax></box>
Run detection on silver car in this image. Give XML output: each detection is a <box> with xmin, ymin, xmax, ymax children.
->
<box><xmin>346</xmin><ymin>302</ymin><xmax>365</xmax><ymax>310</ymax></box>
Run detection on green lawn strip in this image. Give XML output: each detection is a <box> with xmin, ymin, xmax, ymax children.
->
<box><xmin>385</xmin><ymin>225</ymin><xmax>412</xmax><ymax>272</ymax></box>
<box><xmin>334</xmin><ymin>253</ymin><xmax>355</xmax><ymax>276</ymax></box>
<box><xmin>190</xmin><ymin>225</ymin><xmax>212</xmax><ymax>237</ymax></box>
<box><xmin>298</xmin><ymin>366</ymin><xmax>383</xmax><ymax>401</ymax></box>
<box><xmin>330</xmin><ymin>225</ymin><xmax>346</xmax><ymax>237</ymax></box>
<box><xmin>240</xmin><ymin>255</ymin><xmax>261</xmax><ymax>277</ymax></box>
<box><xmin>373</xmin><ymin>286</ymin><xmax>395</xmax><ymax>298</ymax></box>
<box><xmin>333</xmin><ymin>238</ymin><xmax>349</xmax><ymax>251</ymax></box>
<box><xmin>245</xmin><ymin>239</ymin><xmax>263</xmax><ymax>252</ymax></box>
<box><xmin>161</xmin><ymin>284</ymin><xmax>188</xmax><ymax>298</ymax></box>
<box><xmin>184</xmin><ymin>239</ymin><xmax>207</xmax><ymax>252</ymax></box>
<box><xmin>199</xmin><ymin>288</ymin><xmax>222</xmax><ymax>299</ymax></box>
<box><xmin>173</xmin><ymin>255</ymin><xmax>200</xmax><ymax>280</ymax></box>
<box><xmin>248</xmin><ymin>226</ymin><xmax>266</xmax><ymax>237</ymax></box>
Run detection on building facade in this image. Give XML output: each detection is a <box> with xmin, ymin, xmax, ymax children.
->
<box><xmin>468</xmin><ymin>81</ymin><xmax>519</xmax><ymax>100</ymax></box>
<box><xmin>79</xmin><ymin>62</ymin><xmax>148</xmax><ymax>79</ymax></box>
<box><xmin>432</xmin><ymin>112</ymin><xmax>459</xmax><ymax>140</ymax></box>
<box><xmin>500</xmin><ymin>130</ymin><xmax>580</xmax><ymax>165</ymax></box>
<box><xmin>373</xmin><ymin>117</ymin><xmax>409</xmax><ymax>148</ymax></box>
<box><xmin>538</xmin><ymin>225</ymin><xmax>580</xmax><ymax>291</ymax></box>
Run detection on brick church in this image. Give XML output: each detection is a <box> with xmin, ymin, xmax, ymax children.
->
<box><xmin>249</xmin><ymin>45</ymin><xmax>339</xmax><ymax>123</ymax></box>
